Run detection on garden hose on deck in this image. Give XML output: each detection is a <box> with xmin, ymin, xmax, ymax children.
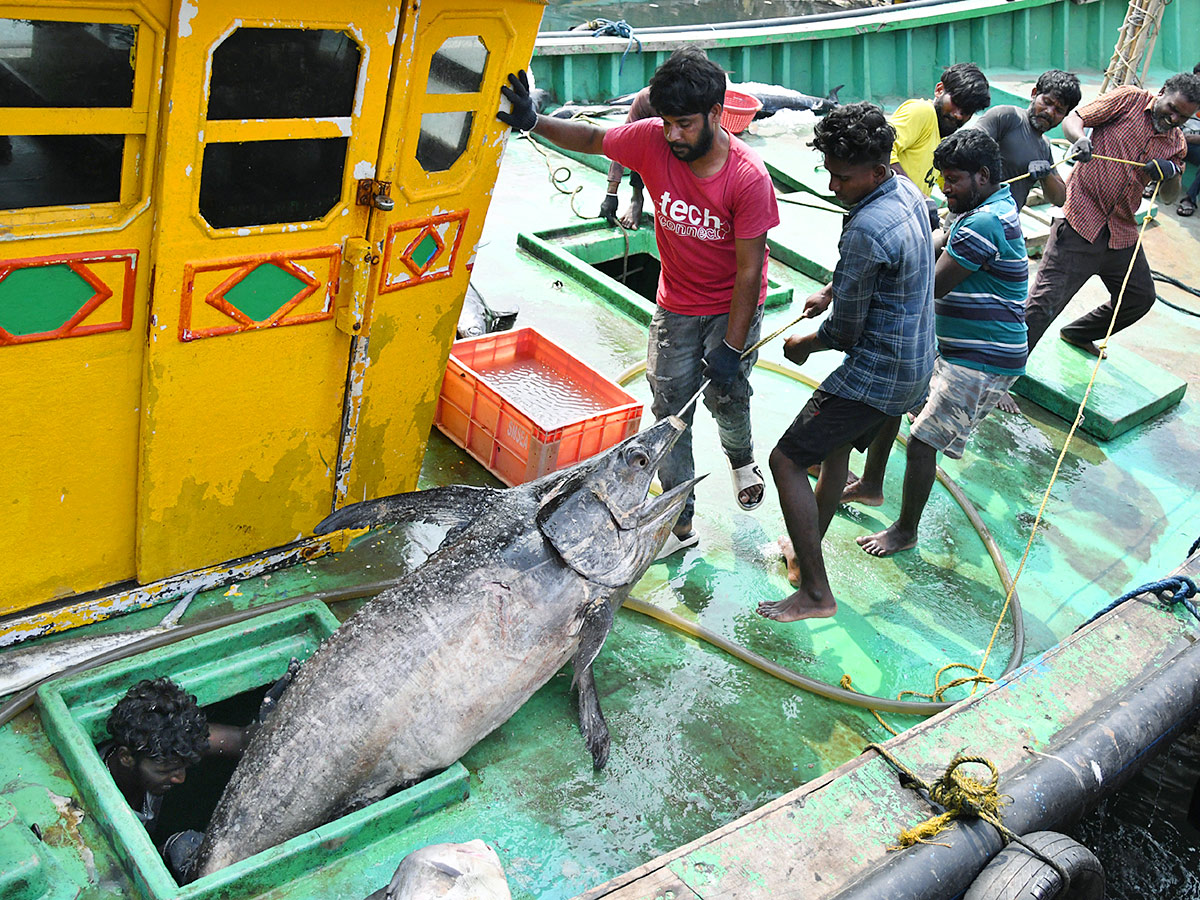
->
<box><xmin>617</xmin><ymin>359</ymin><xmax>1026</xmax><ymax>716</ymax></box>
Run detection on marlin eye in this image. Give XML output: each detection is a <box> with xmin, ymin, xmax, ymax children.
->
<box><xmin>626</xmin><ymin>448</ymin><xmax>650</xmax><ymax>468</ymax></box>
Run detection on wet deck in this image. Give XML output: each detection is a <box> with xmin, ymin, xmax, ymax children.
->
<box><xmin>3</xmin><ymin>76</ymin><xmax>1200</xmax><ymax>900</ymax></box>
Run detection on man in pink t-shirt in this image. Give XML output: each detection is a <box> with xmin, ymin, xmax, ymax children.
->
<box><xmin>499</xmin><ymin>50</ymin><xmax>780</xmax><ymax>556</ymax></box>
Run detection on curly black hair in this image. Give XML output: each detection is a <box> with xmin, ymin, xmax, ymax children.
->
<box><xmin>933</xmin><ymin>129</ymin><xmax>1003</xmax><ymax>185</ymax></box>
<box><xmin>106</xmin><ymin>677</ymin><xmax>209</xmax><ymax>763</ymax></box>
<box><xmin>1034</xmin><ymin>69</ymin><xmax>1082</xmax><ymax>111</ymax></box>
<box><xmin>809</xmin><ymin>101</ymin><xmax>896</xmax><ymax>165</ymax></box>
<box><xmin>1163</xmin><ymin>72</ymin><xmax>1200</xmax><ymax>106</ymax></box>
<box><xmin>941</xmin><ymin>62</ymin><xmax>991</xmax><ymax>115</ymax></box>
<box><xmin>648</xmin><ymin>47</ymin><xmax>726</xmax><ymax>118</ymax></box>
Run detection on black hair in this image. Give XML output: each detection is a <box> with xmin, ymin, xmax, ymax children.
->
<box><xmin>809</xmin><ymin>101</ymin><xmax>896</xmax><ymax>166</ymax></box>
<box><xmin>106</xmin><ymin>677</ymin><xmax>209</xmax><ymax>764</ymax></box>
<box><xmin>933</xmin><ymin>128</ymin><xmax>1003</xmax><ymax>185</ymax></box>
<box><xmin>1034</xmin><ymin>69</ymin><xmax>1082</xmax><ymax>111</ymax></box>
<box><xmin>1193</xmin><ymin>62</ymin><xmax>1200</xmax><ymax>75</ymax></box>
<box><xmin>648</xmin><ymin>47</ymin><xmax>726</xmax><ymax>118</ymax></box>
<box><xmin>1163</xmin><ymin>72</ymin><xmax>1200</xmax><ymax>106</ymax></box>
<box><xmin>941</xmin><ymin>62</ymin><xmax>991</xmax><ymax>115</ymax></box>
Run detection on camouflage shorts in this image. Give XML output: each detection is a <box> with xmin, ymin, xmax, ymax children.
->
<box><xmin>909</xmin><ymin>357</ymin><xmax>1017</xmax><ymax>460</ymax></box>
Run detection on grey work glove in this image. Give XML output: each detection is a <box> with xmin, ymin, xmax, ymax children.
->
<box><xmin>1027</xmin><ymin>159</ymin><xmax>1054</xmax><ymax>181</ymax></box>
<box><xmin>1068</xmin><ymin>136</ymin><xmax>1093</xmax><ymax>163</ymax></box>
<box><xmin>498</xmin><ymin>70</ymin><xmax>538</xmax><ymax>132</ymax></box>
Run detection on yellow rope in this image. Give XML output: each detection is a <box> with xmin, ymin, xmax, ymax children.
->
<box><xmin>866</xmin><ymin>744</ymin><xmax>1011</xmax><ymax>849</ymax></box>
<box><xmin>971</xmin><ymin>176</ymin><xmax>1163</xmax><ymax>688</ymax></box>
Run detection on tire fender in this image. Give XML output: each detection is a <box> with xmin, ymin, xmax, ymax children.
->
<box><xmin>964</xmin><ymin>830</ymin><xmax>1105</xmax><ymax>900</ymax></box>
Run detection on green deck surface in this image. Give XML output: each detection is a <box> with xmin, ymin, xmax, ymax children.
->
<box><xmin>1015</xmin><ymin>327</ymin><xmax>1188</xmax><ymax>440</ymax></box>
<box><xmin>4</xmin><ymin>106</ymin><xmax>1200</xmax><ymax>900</ymax></box>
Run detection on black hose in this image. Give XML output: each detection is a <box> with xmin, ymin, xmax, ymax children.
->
<box><xmin>831</xmin><ymin>631</ymin><xmax>1200</xmax><ymax>898</ymax></box>
<box><xmin>1152</xmin><ymin>269</ymin><xmax>1200</xmax><ymax>318</ymax></box>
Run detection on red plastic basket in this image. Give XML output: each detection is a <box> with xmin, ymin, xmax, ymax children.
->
<box><xmin>721</xmin><ymin>88</ymin><xmax>763</xmax><ymax>135</ymax></box>
<box><xmin>435</xmin><ymin>328</ymin><xmax>644</xmax><ymax>486</ymax></box>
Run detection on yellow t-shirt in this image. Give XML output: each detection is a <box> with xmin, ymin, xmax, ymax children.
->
<box><xmin>889</xmin><ymin>99</ymin><xmax>940</xmax><ymax>197</ymax></box>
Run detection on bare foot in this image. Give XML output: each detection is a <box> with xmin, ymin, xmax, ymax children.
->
<box><xmin>776</xmin><ymin>535</ymin><xmax>802</xmax><ymax>587</ymax></box>
<box><xmin>841</xmin><ymin>477</ymin><xmax>884</xmax><ymax>507</ymax></box>
<box><xmin>757</xmin><ymin>588</ymin><xmax>837</xmax><ymax>622</ymax></box>
<box><xmin>856</xmin><ymin>524</ymin><xmax>917</xmax><ymax>557</ymax></box>
<box><xmin>995</xmin><ymin>392</ymin><xmax>1020</xmax><ymax>414</ymax></box>
<box><xmin>1059</xmin><ymin>333</ymin><xmax>1106</xmax><ymax>358</ymax></box>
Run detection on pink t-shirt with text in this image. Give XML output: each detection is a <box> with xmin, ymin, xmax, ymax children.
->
<box><xmin>602</xmin><ymin>118</ymin><xmax>779</xmax><ymax>316</ymax></box>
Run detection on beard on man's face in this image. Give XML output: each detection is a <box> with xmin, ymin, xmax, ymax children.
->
<box><xmin>671</xmin><ymin>118</ymin><xmax>714</xmax><ymax>162</ymax></box>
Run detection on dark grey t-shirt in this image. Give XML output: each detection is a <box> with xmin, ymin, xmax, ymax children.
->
<box><xmin>973</xmin><ymin>105</ymin><xmax>1053</xmax><ymax>211</ymax></box>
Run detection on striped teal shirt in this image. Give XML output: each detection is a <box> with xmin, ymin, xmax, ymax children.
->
<box><xmin>938</xmin><ymin>185</ymin><xmax>1029</xmax><ymax>376</ymax></box>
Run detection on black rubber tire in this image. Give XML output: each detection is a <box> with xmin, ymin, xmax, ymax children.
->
<box><xmin>963</xmin><ymin>831</ymin><xmax>1105</xmax><ymax>900</ymax></box>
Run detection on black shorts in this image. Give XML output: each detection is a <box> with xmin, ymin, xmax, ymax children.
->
<box><xmin>775</xmin><ymin>389</ymin><xmax>890</xmax><ymax>468</ymax></box>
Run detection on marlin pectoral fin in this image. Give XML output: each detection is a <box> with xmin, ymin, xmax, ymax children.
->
<box><xmin>571</xmin><ymin>601</ymin><xmax>614</xmax><ymax>689</ymax></box>
<box><xmin>574</xmin><ymin>663</ymin><xmax>610</xmax><ymax>770</ymax></box>
<box><xmin>573</xmin><ymin>603</ymin><xmax>615</xmax><ymax>769</ymax></box>
<box><xmin>314</xmin><ymin>485</ymin><xmax>498</xmax><ymax>535</ymax></box>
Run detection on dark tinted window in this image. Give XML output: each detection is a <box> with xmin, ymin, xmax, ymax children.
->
<box><xmin>0</xmin><ymin>134</ymin><xmax>122</xmax><ymax>210</ymax></box>
<box><xmin>0</xmin><ymin>19</ymin><xmax>135</xmax><ymax>108</ymax></box>
<box><xmin>416</xmin><ymin>112</ymin><xmax>472</xmax><ymax>173</ymax></box>
<box><xmin>208</xmin><ymin>28</ymin><xmax>360</xmax><ymax>119</ymax></box>
<box><xmin>198</xmin><ymin>138</ymin><xmax>348</xmax><ymax>228</ymax></box>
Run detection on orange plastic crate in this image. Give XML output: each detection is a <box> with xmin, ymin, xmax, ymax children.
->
<box><xmin>435</xmin><ymin>327</ymin><xmax>644</xmax><ymax>486</ymax></box>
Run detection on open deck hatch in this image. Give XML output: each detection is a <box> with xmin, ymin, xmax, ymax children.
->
<box><xmin>37</xmin><ymin>600</ymin><xmax>470</xmax><ymax>900</ymax></box>
<box><xmin>518</xmin><ymin>218</ymin><xmax>795</xmax><ymax>326</ymax></box>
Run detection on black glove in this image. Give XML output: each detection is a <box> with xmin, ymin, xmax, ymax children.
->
<box><xmin>498</xmin><ymin>70</ymin><xmax>538</xmax><ymax>132</ymax></box>
<box><xmin>1142</xmin><ymin>158</ymin><xmax>1181</xmax><ymax>182</ymax></box>
<box><xmin>702</xmin><ymin>341</ymin><xmax>743</xmax><ymax>387</ymax></box>
<box><xmin>1068</xmin><ymin>136</ymin><xmax>1093</xmax><ymax>163</ymax></box>
<box><xmin>1027</xmin><ymin>159</ymin><xmax>1054</xmax><ymax>181</ymax></box>
<box><xmin>924</xmin><ymin>197</ymin><xmax>941</xmax><ymax>231</ymax></box>
<box><xmin>256</xmin><ymin>657</ymin><xmax>301</xmax><ymax>723</ymax></box>
<box><xmin>599</xmin><ymin>193</ymin><xmax>619</xmax><ymax>224</ymax></box>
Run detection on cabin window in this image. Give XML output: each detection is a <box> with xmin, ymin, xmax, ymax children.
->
<box><xmin>197</xmin><ymin>27</ymin><xmax>361</xmax><ymax>230</ymax></box>
<box><xmin>207</xmin><ymin>28</ymin><xmax>359</xmax><ymax>120</ymax></box>
<box><xmin>415</xmin><ymin>35</ymin><xmax>488</xmax><ymax>173</ymax></box>
<box><xmin>427</xmin><ymin>36</ymin><xmax>487</xmax><ymax>94</ymax></box>
<box><xmin>0</xmin><ymin>18</ymin><xmax>135</xmax><ymax>211</ymax></box>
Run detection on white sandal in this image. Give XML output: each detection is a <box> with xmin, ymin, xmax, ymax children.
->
<box><xmin>655</xmin><ymin>530</ymin><xmax>699</xmax><ymax>561</ymax></box>
<box><xmin>730</xmin><ymin>463</ymin><xmax>765</xmax><ymax>511</ymax></box>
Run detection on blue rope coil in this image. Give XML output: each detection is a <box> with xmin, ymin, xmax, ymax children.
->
<box><xmin>1075</xmin><ymin>575</ymin><xmax>1200</xmax><ymax>632</ymax></box>
<box><xmin>590</xmin><ymin>19</ymin><xmax>641</xmax><ymax>75</ymax></box>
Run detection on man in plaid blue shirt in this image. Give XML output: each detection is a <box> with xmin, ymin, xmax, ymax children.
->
<box><xmin>758</xmin><ymin>102</ymin><xmax>935</xmax><ymax>623</ymax></box>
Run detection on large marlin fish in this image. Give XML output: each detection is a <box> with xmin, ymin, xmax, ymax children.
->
<box><xmin>195</xmin><ymin>417</ymin><xmax>697</xmax><ymax>875</ymax></box>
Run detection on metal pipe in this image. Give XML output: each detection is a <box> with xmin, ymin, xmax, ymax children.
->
<box><xmin>537</xmin><ymin>0</ymin><xmax>981</xmax><ymax>39</ymax></box>
<box><xmin>830</xmin><ymin>630</ymin><xmax>1200</xmax><ymax>898</ymax></box>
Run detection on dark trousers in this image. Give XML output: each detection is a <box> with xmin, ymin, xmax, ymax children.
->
<box><xmin>1025</xmin><ymin>219</ymin><xmax>1156</xmax><ymax>351</ymax></box>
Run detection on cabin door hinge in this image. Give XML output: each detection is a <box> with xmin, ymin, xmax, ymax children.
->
<box><xmin>356</xmin><ymin>179</ymin><xmax>394</xmax><ymax>211</ymax></box>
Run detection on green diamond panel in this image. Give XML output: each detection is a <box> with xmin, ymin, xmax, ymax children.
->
<box><xmin>223</xmin><ymin>262</ymin><xmax>308</xmax><ymax>323</ymax></box>
<box><xmin>411</xmin><ymin>233</ymin><xmax>440</xmax><ymax>269</ymax></box>
<box><xmin>0</xmin><ymin>264</ymin><xmax>97</xmax><ymax>336</ymax></box>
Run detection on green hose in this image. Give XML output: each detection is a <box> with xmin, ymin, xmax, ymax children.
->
<box><xmin>617</xmin><ymin>358</ymin><xmax>1025</xmax><ymax>716</ymax></box>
